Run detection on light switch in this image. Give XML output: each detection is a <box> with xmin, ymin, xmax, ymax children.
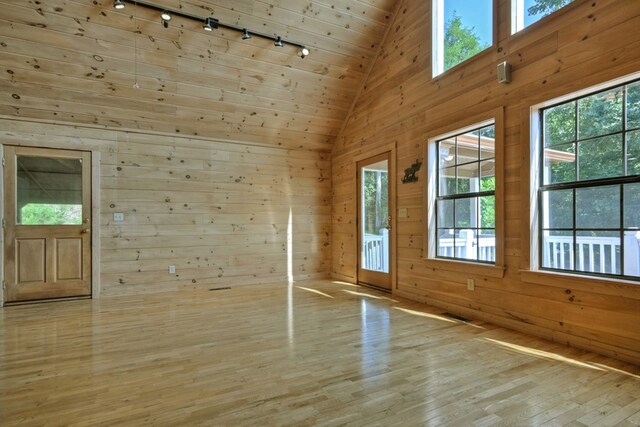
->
<box><xmin>398</xmin><ymin>208</ymin><xmax>408</xmax><ymax>218</ymax></box>
<box><xmin>114</xmin><ymin>212</ymin><xmax>124</xmax><ymax>222</ymax></box>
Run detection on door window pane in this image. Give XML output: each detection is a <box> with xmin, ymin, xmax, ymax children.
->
<box><xmin>17</xmin><ymin>156</ymin><xmax>82</xmax><ymax>225</ymax></box>
<box><xmin>361</xmin><ymin>161</ymin><xmax>389</xmax><ymax>273</ymax></box>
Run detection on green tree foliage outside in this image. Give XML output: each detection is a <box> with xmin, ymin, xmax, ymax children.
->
<box><xmin>363</xmin><ymin>170</ymin><xmax>388</xmax><ymax>235</ymax></box>
<box><xmin>543</xmin><ymin>82</ymin><xmax>640</xmax><ymax>233</ymax></box>
<box><xmin>528</xmin><ymin>0</ymin><xmax>574</xmax><ymax>16</ymax></box>
<box><xmin>443</xmin><ymin>0</ymin><xmax>576</xmax><ymax>73</ymax></box>
<box><xmin>444</xmin><ymin>12</ymin><xmax>489</xmax><ymax>72</ymax></box>
<box><xmin>20</xmin><ymin>204</ymin><xmax>82</xmax><ymax>225</ymax></box>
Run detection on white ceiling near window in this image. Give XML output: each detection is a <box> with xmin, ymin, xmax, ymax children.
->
<box><xmin>0</xmin><ymin>0</ymin><xmax>398</xmax><ymax>151</ymax></box>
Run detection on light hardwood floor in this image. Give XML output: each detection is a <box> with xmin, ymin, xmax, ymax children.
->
<box><xmin>1</xmin><ymin>280</ymin><xmax>639</xmax><ymax>426</ymax></box>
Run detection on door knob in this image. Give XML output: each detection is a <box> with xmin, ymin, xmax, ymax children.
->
<box><xmin>82</xmin><ymin>228</ymin><xmax>91</xmax><ymax>234</ymax></box>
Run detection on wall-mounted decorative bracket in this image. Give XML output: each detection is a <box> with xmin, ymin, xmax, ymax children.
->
<box><xmin>402</xmin><ymin>159</ymin><xmax>421</xmax><ymax>183</ymax></box>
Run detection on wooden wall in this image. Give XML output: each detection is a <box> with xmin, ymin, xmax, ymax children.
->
<box><xmin>2</xmin><ymin>119</ymin><xmax>331</xmax><ymax>296</ymax></box>
<box><xmin>0</xmin><ymin>1</ymin><xmax>346</xmax><ymax>296</ymax></box>
<box><xmin>332</xmin><ymin>0</ymin><xmax>640</xmax><ymax>364</ymax></box>
<box><xmin>0</xmin><ymin>0</ymin><xmax>396</xmax><ymax>152</ymax></box>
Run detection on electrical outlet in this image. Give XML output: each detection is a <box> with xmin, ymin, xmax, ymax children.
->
<box><xmin>168</xmin><ymin>265</ymin><xmax>176</xmax><ymax>274</ymax></box>
<box><xmin>467</xmin><ymin>278</ymin><xmax>475</xmax><ymax>291</ymax></box>
<box><xmin>113</xmin><ymin>212</ymin><xmax>124</xmax><ymax>222</ymax></box>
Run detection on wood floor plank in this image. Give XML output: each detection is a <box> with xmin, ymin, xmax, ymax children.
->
<box><xmin>0</xmin><ymin>279</ymin><xmax>639</xmax><ymax>425</ymax></box>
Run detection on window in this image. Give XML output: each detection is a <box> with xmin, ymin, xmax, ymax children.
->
<box><xmin>432</xmin><ymin>0</ymin><xmax>493</xmax><ymax>77</ymax></box>
<box><xmin>512</xmin><ymin>0</ymin><xmax>575</xmax><ymax>33</ymax></box>
<box><xmin>537</xmin><ymin>78</ymin><xmax>640</xmax><ymax>280</ymax></box>
<box><xmin>432</xmin><ymin>122</ymin><xmax>496</xmax><ymax>263</ymax></box>
<box><xmin>16</xmin><ymin>156</ymin><xmax>83</xmax><ymax>225</ymax></box>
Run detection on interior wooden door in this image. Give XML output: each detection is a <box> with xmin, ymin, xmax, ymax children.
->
<box><xmin>4</xmin><ymin>146</ymin><xmax>91</xmax><ymax>303</ymax></box>
<box><xmin>357</xmin><ymin>152</ymin><xmax>392</xmax><ymax>290</ymax></box>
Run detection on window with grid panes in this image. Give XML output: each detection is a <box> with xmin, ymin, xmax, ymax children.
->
<box><xmin>436</xmin><ymin>123</ymin><xmax>496</xmax><ymax>263</ymax></box>
<box><xmin>539</xmin><ymin>79</ymin><xmax>640</xmax><ymax>280</ymax></box>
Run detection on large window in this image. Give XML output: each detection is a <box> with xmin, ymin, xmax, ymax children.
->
<box><xmin>538</xmin><ymin>79</ymin><xmax>640</xmax><ymax>280</ymax></box>
<box><xmin>432</xmin><ymin>0</ymin><xmax>493</xmax><ymax>76</ymax></box>
<box><xmin>512</xmin><ymin>0</ymin><xmax>575</xmax><ymax>33</ymax></box>
<box><xmin>434</xmin><ymin>122</ymin><xmax>496</xmax><ymax>263</ymax></box>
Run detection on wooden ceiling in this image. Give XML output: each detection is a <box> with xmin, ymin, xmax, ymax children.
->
<box><xmin>0</xmin><ymin>0</ymin><xmax>398</xmax><ymax>151</ymax></box>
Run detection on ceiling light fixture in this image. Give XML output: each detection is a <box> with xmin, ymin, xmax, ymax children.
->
<box><xmin>203</xmin><ymin>17</ymin><xmax>218</xmax><ymax>32</ymax></box>
<box><xmin>110</xmin><ymin>0</ymin><xmax>308</xmax><ymax>58</ymax></box>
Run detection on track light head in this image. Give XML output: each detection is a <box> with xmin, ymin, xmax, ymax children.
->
<box><xmin>274</xmin><ymin>36</ymin><xmax>283</xmax><ymax>47</ymax></box>
<box><xmin>113</xmin><ymin>0</ymin><xmax>125</xmax><ymax>9</ymax></box>
<box><xmin>161</xmin><ymin>11</ymin><xmax>171</xmax><ymax>21</ymax></box>
<box><xmin>203</xmin><ymin>17</ymin><xmax>218</xmax><ymax>31</ymax></box>
<box><xmin>300</xmin><ymin>47</ymin><xmax>310</xmax><ymax>58</ymax></box>
<box><xmin>241</xmin><ymin>29</ymin><xmax>251</xmax><ymax>40</ymax></box>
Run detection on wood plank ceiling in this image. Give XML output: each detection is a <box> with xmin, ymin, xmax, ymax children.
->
<box><xmin>0</xmin><ymin>0</ymin><xmax>397</xmax><ymax>151</ymax></box>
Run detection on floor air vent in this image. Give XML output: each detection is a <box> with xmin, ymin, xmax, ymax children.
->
<box><xmin>441</xmin><ymin>312</ymin><xmax>470</xmax><ymax>322</ymax></box>
<box><xmin>208</xmin><ymin>287</ymin><xmax>232</xmax><ymax>291</ymax></box>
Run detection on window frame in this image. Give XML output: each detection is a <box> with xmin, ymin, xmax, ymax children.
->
<box><xmin>432</xmin><ymin>0</ymin><xmax>497</xmax><ymax>78</ymax></box>
<box><xmin>435</xmin><ymin>124</ymin><xmax>497</xmax><ymax>264</ymax></box>
<box><xmin>425</xmin><ymin>109</ymin><xmax>505</xmax><ymax>277</ymax></box>
<box><xmin>528</xmin><ymin>72</ymin><xmax>640</xmax><ymax>283</ymax></box>
<box><xmin>511</xmin><ymin>0</ymin><xmax>578</xmax><ymax>34</ymax></box>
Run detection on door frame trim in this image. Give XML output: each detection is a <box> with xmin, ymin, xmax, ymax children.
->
<box><xmin>0</xmin><ymin>145</ymin><xmax>101</xmax><ymax>307</ymax></box>
<box><xmin>354</xmin><ymin>142</ymin><xmax>397</xmax><ymax>292</ymax></box>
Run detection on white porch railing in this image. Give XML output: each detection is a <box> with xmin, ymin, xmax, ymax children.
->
<box><xmin>542</xmin><ymin>232</ymin><xmax>640</xmax><ymax>275</ymax></box>
<box><xmin>439</xmin><ymin>230</ymin><xmax>496</xmax><ymax>262</ymax></box>
<box><xmin>362</xmin><ymin>229</ymin><xmax>389</xmax><ymax>272</ymax></box>
<box><xmin>437</xmin><ymin>229</ymin><xmax>640</xmax><ymax>275</ymax></box>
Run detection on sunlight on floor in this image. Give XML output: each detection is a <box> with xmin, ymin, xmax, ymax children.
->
<box><xmin>341</xmin><ymin>289</ymin><xmax>398</xmax><ymax>302</ymax></box>
<box><xmin>393</xmin><ymin>306</ymin><xmax>458</xmax><ymax>324</ymax></box>
<box><xmin>331</xmin><ymin>281</ymin><xmax>361</xmax><ymax>287</ymax></box>
<box><xmin>484</xmin><ymin>338</ymin><xmax>607</xmax><ymax>371</ymax></box>
<box><xmin>295</xmin><ymin>286</ymin><xmax>334</xmax><ymax>299</ymax></box>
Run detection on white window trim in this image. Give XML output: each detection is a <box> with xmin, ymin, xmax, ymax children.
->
<box><xmin>511</xmin><ymin>0</ymin><xmax>525</xmax><ymax>34</ymax></box>
<box><xmin>432</xmin><ymin>0</ymin><xmax>445</xmax><ymax>77</ymax></box>
<box><xmin>528</xmin><ymin>70</ymin><xmax>640</xmax><ymax>274</ymax></box>
<box><xmin>424</xmin><ymin>109</ymin><xmax>505</xmax><ymax>277</ymax></box>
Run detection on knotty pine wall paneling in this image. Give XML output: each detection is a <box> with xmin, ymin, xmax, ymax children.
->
<box><xmin>2</xmin><ymin>119</ymin><xmax>331</xmax><ymax>296</ymax></box>
<box><xmin>332</xmin><ymin>0</ymin><xmax>640</xmax><ymax>364</ymax></box>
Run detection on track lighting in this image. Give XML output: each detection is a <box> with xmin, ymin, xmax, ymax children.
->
<box><xmin>203</xmin><ymin>17</ymin><xmax>218</xmax><ymax>32</ymax></box>
<box><xmin>109</xmin><ymin>1</ymin><xmax>308</xmax><ymax>58</ymax></box>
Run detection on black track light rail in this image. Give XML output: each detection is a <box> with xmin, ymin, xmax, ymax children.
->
<box><xmin>116</xmin><ymin>0</ymin><xmax>307</xmax><ymax>51</ymax></box>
